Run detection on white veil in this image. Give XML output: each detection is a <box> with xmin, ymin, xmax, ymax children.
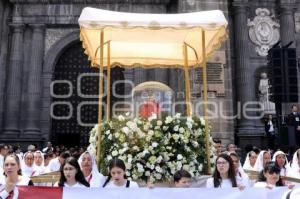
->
<box><xmin>253</xmin><ymin>150</ymin><xmax>271</xmax><ymax>172</ymax></box>
<box><xmin>78</xmin><ymin>151</ymin><xmax>105</xmax><ymax>187</ymax></box>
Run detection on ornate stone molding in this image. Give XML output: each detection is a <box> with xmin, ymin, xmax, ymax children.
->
<box><xmin>9</xmin><ymin>0</ymin><xmax>170</xmax><ymax>4</ymax></box>
<box><xmin>9</xmin><ymin>23</ymin><xmax>25</xmax><ymax>33</ymax></box>
<box><xmin>294</xmin><ymin>12</ymin><xmax>300</xmax><ymax>33</ymax></box>
<box><xmin>29</xmin><ymin>24</ymin><xmax>45</xmax><ymax>32</ymax></box>
<box><xmin>247</xmin><ymin>8</ymin><xmax>280</xmax><ymax>57</ymax></box>
<box><xmin>280</xmin><ymin>0</ymin><xmax>297</xmax><ymax>15</ymax></box>
<box><xmin>45</xmin><ymin>28</ymin><xmax>77</xmax><ymax>54</ymax></box>
<box><xmin>186</xmin><ymin>0</ymin><xmax>196</xmax><ymax>6</ymax></box>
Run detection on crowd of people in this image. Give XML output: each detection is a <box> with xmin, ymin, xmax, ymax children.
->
<box><xmin>212</xmin><ymin>140</ymin><xmax>300</xmax><ymax>189</ymax></box>
<box><xmin>0</xmin><ymin>140</ymin><xmax>299</xmax><ymax>198</ymax></box>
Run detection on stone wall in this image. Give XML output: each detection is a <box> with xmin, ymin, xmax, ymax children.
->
<box><xmin>0</xmin><ymin>0</ymin><xmax>298</xmax><ymax>151</ymax></box>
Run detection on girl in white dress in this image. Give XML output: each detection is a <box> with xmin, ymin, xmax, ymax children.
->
<box><xmin>289</xmin><ymin>149</ymin><xmax>300</xmax><ymax>178</ymax></box>
<box><xmin>253</xmin><ymin>150</ymin><xmax>271</xmax><ymax>172</ymax></box>
<box><xmin>254</xmin><ymin>161</ymin><xmax>294</xmax><ymax>189</ymax></box>
<box><xmin>102</xmin><ymin>158</ymin><xmax>139</xmax><ymax>188</ymax></box>
<box><xmin>33</xmin><ymin>150</ymin><xmax>48</xmax><ymax>175</ymax></box>
<box><xmin>55</xmin><ymin>157</ymin><xmax>89</xmax><ymax>187</ymax></box>
<box><xmin>206</xmin><ymin>153</ymin><xmax>238</xmax><ymax>188</ymax></box>
<box><xmin>0</xmin><ymin>154</ymin><xmax>33</xmax><ymax>199</ymax></box>
<box><xmin>21</xmin><ymin>152</ymin><xmax>35</xmax><ymax>177</ymax></box>
<box><xmin>78</xmin><ymin>151</ymin><xmax>105</xmax><ymax>187</ymax></box>
<box><xmin>272</xmin><ymin>151</ymin><xmax>291</xmax><ymax>177</ymax></box>
<box><xmin>243</xmin><ymin>151</ymin><xmax>257</xmax><ymax>171</ymax></box>
<box><xmin>230</xmin><ymin>153</ymin><xmax>250</xmax><ymax>187</ymax></box>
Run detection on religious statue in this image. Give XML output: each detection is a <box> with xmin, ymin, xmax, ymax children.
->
<box><xmin>139</xmin><ymin>90</ymin><xmax>161</xmax><ymax>119</ymax></box>
<box><xmin>258</xmin><ymin>72</ymin><xmax>275</xmax><ymax>112</ymax></box>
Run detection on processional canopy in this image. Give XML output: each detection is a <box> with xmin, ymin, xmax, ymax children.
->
<box><xmin>78</xmin><ymin>7</ymin><xmax>228</xmax><ymax>68</ymax></box>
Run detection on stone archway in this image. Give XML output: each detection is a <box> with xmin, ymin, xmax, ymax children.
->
<box><xmin>50</xmin><ymin>42</ymin><xmax>100</xmax><ymax>147</ymax></box>
<box><xmin>42</xmin><ymin>31</ymin><xmax>81</xmax><ymax>145</ymax></box>
<box><xmin>42</xmin><ymin>31</ymin><xmax>124</xmax><ymax>147</ymax></box>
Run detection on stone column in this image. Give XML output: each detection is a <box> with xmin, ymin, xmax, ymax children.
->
<box><xmin>232</xmin><ymin>1</ymin><xmax>257</xmax><ymax>135</ymax></box>
<box><xmin>279</xmin><ymin>0</ymin><xmax>296</xmax><ymax>47</ymax></box>
<box><xmin>3</xmin><ymin>23</ymin><xmax>24</xmax><ymax>134</ymax></box>
<box><xmin>0</xmin><ymin>0</ymin><xmax>4</xmax><ymax>43</ymax></box>
<box><xmin>23</xmin><ymin>24</ymin><xmax>45</xmax><ymax>134</ymax></box>
<box><xmin>0</xmin><ymin>5</ymin><xmax>11</xmax><ymax>133</ymax></box>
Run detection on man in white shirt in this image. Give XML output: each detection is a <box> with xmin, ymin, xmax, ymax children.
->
<box><xmin>265</xmin><ymin>114</ymin><xmax>276</xmax><ymax>150</ymax></box>
<box><xmin>0</xmin><ymin>144</ymin><xmax>8</xmax><ymax>169</ymax></box>
<box><xmin>48</xmin><ymin>151</ymin><xmax>70</xmax><ymax>172</ymax></box>
<box><xmin>42</xmin><ymin>142</ymin><xmax>53</xmax><ymax>153</ymax></box>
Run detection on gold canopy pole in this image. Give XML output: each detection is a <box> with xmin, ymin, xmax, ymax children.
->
<box><xmin>201</xmin><ymin>29</ymin><xmax>211</xmax><ymax>174</ymax></box>
<box><xmin>97</xmin><ymin>30</ymin><xmax>104</xmax><ymax>165</ymax></box>
<box><xmin>106</xmin><ymin>41</ymin><xmax>111</xmax><ymax>121</ymax></box>
<box><xmin>183</xmin><ymin>43</ymin><xmax>192</xmax><ymax>116</ymax></box>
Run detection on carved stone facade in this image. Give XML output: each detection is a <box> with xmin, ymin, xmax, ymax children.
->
<box><xmin>45</xmin><ymin>29</ymin><xmax>78</xmax><ymax>53</ymax></box>
<box><xmin>0</xmin><ymin>0</ymin><xmax>299</xmax><ymax>151</ymax></box>
<box><xmin>248</xmin><ymin>8</ymin><xmax>280</xmax><ymax>56</ymax></box>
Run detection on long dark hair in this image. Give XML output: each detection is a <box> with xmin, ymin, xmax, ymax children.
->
<box><xmin>58</xmin><ymin>157</ymin><xmax>90</xmax><ymax>187</ymax></box>
<box><xmin>258</xmin><ymin>161</ymin><xmax>283</xmax><ymax>186</ymax></box>
<box><xmin>3</xmin><ymin>154</ymin><xmax>22</xmax><ymax>176</ymax></box>
<box><xmin>103</xmin><ymin>158</ymin><xmax>127</xmax><ymax>187</ymax></box>
<box><xmin>213</xmin><ymin>153</ymin><xmax>237</xmax><ymax>188</ymax></box>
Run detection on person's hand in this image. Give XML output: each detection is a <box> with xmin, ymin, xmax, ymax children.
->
<box><xmin>147</xmin><ymin>182</ymin><xmax>155</xmax><ymax>189</ymax></box>
<box><xmin>265</xmin><ymin>184</ymin><xmax>273</xmax><ymax>189</ymax></box>
<box><xmin>297</xmin><ymin>126</ymin><xmax>300</xmax><ymax>131</ymax></box>
<box><xmin>238</xmin><ymin>185</ymin><xmax>245</xmax><ymax>191</ymax></box>
<box><xmin>288</xmin><ymin>184</ymin><xmax>295</xmax><ymax>189</ymax></box>
<box><xmin>5</xmin><ymin>181</ymin><xmax>15</xmax><ymax>193</ymax></box>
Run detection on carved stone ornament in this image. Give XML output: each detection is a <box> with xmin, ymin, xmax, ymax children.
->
<box><xmin>247</xmin><ymin>8</ymin><xmax>280</xmax><ymax>56</ymax></box>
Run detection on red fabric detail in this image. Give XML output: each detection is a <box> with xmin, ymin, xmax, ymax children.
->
<box><xmin>139</xmin><ymin>100</ymin><xmax>160</xmax><ymax>119</ymax></box>
<box><xmin>17</xmin><ymin>186</ymin><xmax>63</xmax><ymax>199</ymax></box>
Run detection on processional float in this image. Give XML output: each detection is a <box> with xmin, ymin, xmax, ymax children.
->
<box><xmin>78</xmin><ymin>7</ymin><xmax>228</xmax><ymax>174</ymax></box>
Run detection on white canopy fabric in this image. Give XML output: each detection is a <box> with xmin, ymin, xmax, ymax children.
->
<box><xmin>78</xmin><ymin>7</ymin><xmax>228</xmax><ymax>68</ymax></box>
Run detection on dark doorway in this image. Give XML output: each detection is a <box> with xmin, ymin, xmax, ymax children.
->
<box><xmin>51</xmin><ymin>42</ymin><xmax>125</xmax><ymax>147</ymax></box>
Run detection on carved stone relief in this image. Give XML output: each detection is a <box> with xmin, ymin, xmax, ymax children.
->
<box><xmin>294</xmin><ymin>12</ymin><xmax>300</xmax><ymax>33</ymax></box>
<box><xmin>44</xmin><ymin>28</ymin><xmax>78</xmax><ymax>54</ymax></box>
<box><xmin>248</xmin><ymin>8</ymin><xmax>280</xmax><ymax>56</ymax></box>
<box><xmin>186</xmin><ymin>0</ymin><xmax>196</xmax><ymax>6</ymax></box>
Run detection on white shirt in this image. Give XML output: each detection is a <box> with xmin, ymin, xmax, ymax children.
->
<box><xmin>0</xmin><ymin>167</ymin><xmax>4</xmax><ymax>181</ymax></box>
<box><xmin>64</xmin><ymin>182</ymin><xmax>87</xmax><ymax>188</ymax></box>
<box><xmin>0</xmin><ymin>176</ymin><xmax>32</xmax><ymax>199</ymax></box>
<box><xmin>54</xmin><ymin>181</ymin><xmax>87</xmax><ymax>187</ymax></box>
<box><xmin>206</xmin><ymin>178</ymin><xmax>233</xmax><ymax>188</ymax></box>
<box><xmin>268</xmin><ymin>121</ymin><xmax>275</xmax><ymax>133</ymax></box>
<box><xmin>42</xmin><ymin>147</ymin><xmax>53</xmax><ymax>153</ymax></box>
<box><xmin>48</xmin><ymin>157</ymin><xmax>61</xmax><ymax>172</ymax></box>
<box><xmin>85</xmin><ymin>173</ymin><xmax>106</xmax><ymax>188</ymax></box>
<box><xmin>0</xmin><ymin>176</ymin><xmax>32</xmax><ymax>186</ymax></box>
<box><xmin>0</xmin><ymin>155</ymin><xmax>4</xmax><ymax>169</ymax></box>
<box><xmin>104</xmin><ymin>180</ymin><xmax>139</xmax><ymax>188</ymax></box>
<box><xmin>21</xmin><ymin>165</ymin><xmax>35</xmax><ymax>177</ymax></box>
<box><xmin>254</xmin><ymin>181</ymin><xmax>275</xmax><ymax>188</ymax></box>
<box><xmin>236</xmin><ymin>172</ymin><xmax>250</xmax><ymax>187</ymax></box>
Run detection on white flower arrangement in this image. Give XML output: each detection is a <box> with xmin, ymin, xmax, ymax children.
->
<box><xmin>88</xmin><ymin>113</ymin><xmax>214</xmax><ymax>183</ymax></box>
